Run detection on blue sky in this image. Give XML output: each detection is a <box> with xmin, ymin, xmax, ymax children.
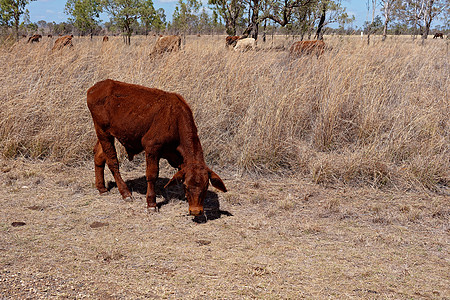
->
<box><xmin>27</xmin><ymin>0</ymin><xmax>372</xmax><ymax>28</ymax></box>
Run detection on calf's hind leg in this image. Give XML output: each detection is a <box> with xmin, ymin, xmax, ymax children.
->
<box><xmin>94</xmin><ymin>140</ymin><xmax>108</xmax><ymax>193</ymax></box>
<box><xmin>145</xmin><ymin>150</ymin><xmax>160</xmax><ymax>212</ymax></box>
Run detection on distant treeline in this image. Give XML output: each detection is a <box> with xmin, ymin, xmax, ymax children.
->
<box><xmin>1</xmin><ymin>0</ymin><xmax>448</xmax><ymax>43</ymax></box>
<box><xmin>1</xmin><ymin>20</ymin><xmax>447</xmax><ymax>40</ymax></box>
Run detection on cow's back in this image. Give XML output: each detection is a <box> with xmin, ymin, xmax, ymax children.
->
<box><xmin>52</xmin><ymin>35</ymin><xmax>73</xmax><ymax>51</ymax></box>
<box><xmin>87</xmin><ymin>79</ymin><xmax>191</xmax><ymax>153</ymax></box>
<box><xmin>154</xmin><ymin>35</ymin><xmax>181</xmax><ymax>54</ymax></box>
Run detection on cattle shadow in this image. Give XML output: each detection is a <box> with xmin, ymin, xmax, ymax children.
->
<box><xmin>106</xmin><ymin>177</ymin><xmax>232</xmax><ymax>222</ymax></box>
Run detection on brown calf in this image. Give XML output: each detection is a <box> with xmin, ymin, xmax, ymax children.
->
<box><xmin>87</xmin><ymin>79</ymin><xmax>227</xmax><ymax>216</ymax></box>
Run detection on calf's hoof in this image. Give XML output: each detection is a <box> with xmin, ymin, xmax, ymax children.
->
<box><xmin>123</xmin><ymin>196</ymin><xmax>134</xmax><ymax>202</ymax></box>
<box><xmin>147</xmin><ymin>206</ymin><xmax>159</xmax><ymax>213</ymax></box>
<box><xmin>97</xmin><ymin>187</ymin><xmax>108</xmax><ymax>194</ymax></box>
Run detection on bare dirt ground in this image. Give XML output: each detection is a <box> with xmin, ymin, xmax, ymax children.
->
<box><xmin>0</xmin><ymin>158</ymin><xmax>448</xmax><ymax>299</ymax></box>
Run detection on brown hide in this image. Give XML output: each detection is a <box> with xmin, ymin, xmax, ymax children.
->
<box><xmin>87</xmin><ymin>79</ymin><xmax>227</xmax><ymax>216</ymax></box>
<box><xmin>225</xmin><ymin>36</ymin><xmax>241</xmax><ymax>47</ymax></box>
<box><xmin>103</xmin><ymin>36</ymin><xmax>109</xmax><ymax>42</ymax></box>
<box><xmin>433</xmin><ymin>32</ymin><xmax>444</xmax><ymax>39</ymax></box>
<box><xmin>28</xmin><ymin>34</ymin><xmax>42</xmax><ymax>43</ymax></box>
<box><xmin>152</xmin><ymin>35</ymin><xmax>181</xmax><ymax>55</ymax></box>
<box><xmin>52</xmin><ymin>35</ymin><xmax>73</xmax><ymax>51</ymax></box>
<box><xmin>289</xmin><ymin>40</ymin><xmax>325</xmax><ymax>57</ymax></box>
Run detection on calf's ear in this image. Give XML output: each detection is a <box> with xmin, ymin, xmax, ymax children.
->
<box><xmin>208</xmin><ymin>170</ymin><xmax>227</xmax><ymax>192</ymax></box>
<box><xmin>164</xmin><ymin>169</ymin><xmax>185</xmax><ymax>188</ymax></box>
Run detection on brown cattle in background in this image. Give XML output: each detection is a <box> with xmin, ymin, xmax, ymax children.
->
<box><xmin>289</xmin><ymin>40</ymin><xmax>326</xmax><ymax>57</ymax></box>
<box><xmin>86</xmin><ymin>79</ymin><xmax>227</xmax><ymax>217</ymax></box>
<box><xmin>52</xmin><ymin>35</ymin><xmax>73</xmax><ymax>51</ymax></box>
<box><xmin>28</xmin><ymin>34</ymin><xmax>42</xmax><ymax>43</ymax></box>
<box><xmin>225</xmin><ymin>36</ymin><xmax>242</xmax><ymax>48</ymax></box>
<box><xmin>48</xmin><ymin>34</ymin><xmax>53</xmax><ymax>38</ymax></box>
<box><xmin>151</xmin><ymin>35</ymin><xmax>181</xmax><ymax>55</ymax></box>
<box><xmin>433</xmin><ymin>32</ymin><xmax>444</xmax><ymax>39</ymax></box>
<box><xmin>103</xmin><ymin>36</ymin><xmax>109</xmax><ymax>42</ymax></box>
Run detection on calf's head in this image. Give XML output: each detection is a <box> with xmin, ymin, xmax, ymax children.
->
<box><xmin>165</xmin><ymin>165</ymin><xmax>227</xmax><ymax>216</ymax></box>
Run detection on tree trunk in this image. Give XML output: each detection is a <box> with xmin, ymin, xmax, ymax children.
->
<box><xmin>315</xmin><ymin>3</ymin><xmax>326</xmax><ymax>40</ymax></box>
<box><xmin>242</xmin><ymin>0</ymin><xmax>260</xmax><ymax>39</ymax></box>
<box><xmin>14</xmin><ymin>14</ymin><xmax>20</xmax><ymax>41</ymax></box>
<box><xmin>382</xmin><ymin>23</ymin><xmax>387</xmax><ymax>41</ymax></box>
<box><xmin>226</xmin><ymin>20</ymin><xmax>235</xmax><ymax>36</ymax></box>
<box><xmin>381</xmin><ymin>1</ymin><xmax>390</xmax><ymax>42</ymax></box>
<box><xmin>263</xmin><ymin>19</ymin><xmax>266</xmax><ymax>42</ymax></box>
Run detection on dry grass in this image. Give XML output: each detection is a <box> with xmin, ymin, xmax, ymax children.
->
<box><xmin>0</xmin><ymin>34</ymin><xmax>448</xmax><ymax>191</ymax></box>
<box><xmin>0</xmin><ymin>159</ymin><xmax>448</xmax><ymax>298</ymax></box>
<box><xmin>0</xmin><ymin>35</ymin><xmax>448</xmax><ymax>298</ymax></box>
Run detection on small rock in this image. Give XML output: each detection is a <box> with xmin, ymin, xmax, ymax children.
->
<box><xmin>196</xmin><ymin>239</ymin><xmax>211</xmax><ymax>246</ymax></box>
<box><xmin>11</xmin><ymin>222</ymin><xmax>26</xmax><ymax>227</ymax></box>
<box><xmin>89</xmin><ymin>221</ymin><xmax>109</xmax><ymax>229</ymax></box>
<box><xmin>27</xmin><ymin>205</ymin><xmax>44</xmax><ymax>211</ymax></box>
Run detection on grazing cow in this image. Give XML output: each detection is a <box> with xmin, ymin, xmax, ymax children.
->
<box><xmin>225</xmin><ymin>35</ymin><xmax>241</xmax><ymax>48</ymax></box>
<box><xmin>433</xmin><ymin>32</ymin><xmax>444</xmax><ymax>39</ymax></box>
<box><xmin>234</xmin><ymin>38</ymin><xmax>256</xmax><ymax>52</ymax></box>
<box><xmin>27</xmin><ymin>34</ymin><xmax>42</xmax><ymax>43</ymax></box>
<box><xmin>48</xmin><ymin>34</ymin><xmax>53</xmax><ymax>38</ymax></box>
<box><xmin>87</xmin><ymin>79</ymin><xmax>227</xmax><ymax>216</ymax></box>
<box><xmin>289</xmin><ymin>40</ymin><xmax>325</xmax><ymax>57</ymax></box>
<box><xmin>151</xmin><ymin>35</ymin><xmax>181</xmax><ymax>55</ymax></box>
<box><xmin>103</xmin><ymin>36</ymin><xmax>109</xmax><ymax>42</ymax></box>
<box><xmin>52</xmin><ymin>35</ymin><xmax>73</xmax><ymax>51</ymax></box>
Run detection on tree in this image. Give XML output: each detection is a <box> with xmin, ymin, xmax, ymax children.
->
<box><xmin>65</xmin><ymin>0</ymin><xmax>102</xmax><ymax>37</ymax></box>
<box><xmin>365</xmin><ymin>0</ymin><xmax>377</xmax><ymax>44</ymax></box>
<box><xmin>197</xmin><ymin>8</ymin><xmax>210</xmax><ymax>34</ymax></box>
<box><xmin>52</xmin><ymin>21</ymin><xmax>74</xmax><ymax>35</ymax></box>
<box><xmin>154</xmin><ymin>8</ymin><xmax>166</xmax><ymax>33</ymax></box>
<box><xmin>171</xmin><ymin>0</ymin><xmax>201</xmax><ymax>34</ymax></box>
<box><xmin>208</xmin><ymin>0</ymin><xmax>244</xmax><ymax>35</ymax></box>
<box><xmin>379</xmin><ymin>0</ymin><xmax>399</xmax><ymax>41</ymax></box>
<box><xmin>262</xmin><ymin>0</ymin><xmax>313</xmax><ymax>28</ymax></box>
<box><xmin>139</xmin><ymin>0</ymin><xmax>159</xmax><ymax>35</ymax></box>
<box><xmin>395</xmin><ymin>0</ymin><xmax>447</xmax><ymax>41</ymax></box>
<box><xmin>420</xmin><ymin>0</ymin><xmax>446</xmax><ymax>39</ymax></box>
<box><xmin>20</xmin><ymin>8</ymin><xmax>37</xmax><ymax>33</ymax></box>
<box><xmin>364</xmin><ymin>15</ymin><xmax>383</xmax><ymax>44</ymax></box>
<box><xmin>314</xmin><ymin>0</ymin><xmax>352</xmax><ymax>40</ymax></box>
<box><xmin>102</xmin><ymin>0</ymin><xmax>142</xmax><ymax>44</ymax></box>
<box><xmin>0</xmin><ymin>0</ymin><xmax>36</xmax><ymax>40</ymax></box>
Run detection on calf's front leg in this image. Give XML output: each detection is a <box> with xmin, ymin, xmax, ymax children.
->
<box><xmin>98</xmin><ymin>135</ymin><xmax>132</xmax><ymax>200</ymax></box>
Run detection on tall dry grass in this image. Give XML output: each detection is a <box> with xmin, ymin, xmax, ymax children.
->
<box><xmin>0</xmin><ymin>35</ymin><xmax>448</xmax><ymax>191</ymax></box>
